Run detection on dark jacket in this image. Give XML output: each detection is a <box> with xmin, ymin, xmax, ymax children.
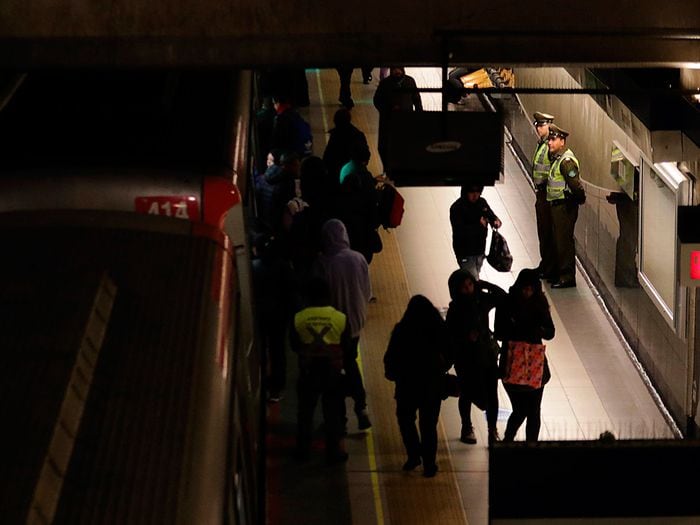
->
<box><xmin>271</xmin><ymin>106</ymin><xmax>312</xmax><ymax>158</ymax></box>
<box><xmin>336</xmin><ymin>162</ymin><xmax>380</xmax><ymax>264</ymax></box>
<box><xmin>384</xmin><ymin>295</ymin><xmax>451</xmax><ymax>400</ymax></box>
<box><xmin>373</xmin><ymin>70</ymin><xmax>423</xmax><ymax>115</ymax></box>
<box><xmin>494</xmin><ymin>269</ymin><xmax>555</xmax><ymax>387</ymax></box>
<box><xmin>251</xmin><ymin>235</ymin><xmax>297</xmax><ymax>325</ymax></box>
<box><xmin>323</xmin><ymin>123</ymin><xmax>369</xmax><ymax>185</ymax></box>
<box><xmin>255</xmin><ymin>164</ymin><xmax>295</xmax><ymax>235</ymax></box>
<box><xmin>449</xmin><ymin>195</ymin><xmax>499</xmax><ymax>260</ymax></box>
<box><xmin>445</xmin><ymin>270</ymin><xmax>505</xmax><ymax>377</ymax></box>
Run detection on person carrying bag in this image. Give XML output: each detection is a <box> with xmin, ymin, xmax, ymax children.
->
<box><xmin>495</xmin><ymin>268</ymin><xmax>555</xmax><ymax>443</ymax></box>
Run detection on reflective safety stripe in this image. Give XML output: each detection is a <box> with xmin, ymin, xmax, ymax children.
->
<box><xmin>532</xmin><ymin>141</ymin><xmax>550</xmax><ymax>185</ymax></box>
<box><xmin>547</xmin><ymin>149</ymin><xmax>579</xmax><ymax>201</ymax></box>
<box><xmin>294</xmin><ymin>306</ymin><xmax>347</xmax><ymax>369</ymax></box>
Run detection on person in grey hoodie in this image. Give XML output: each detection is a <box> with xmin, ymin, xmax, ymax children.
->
<box><xmin>313</xmin><ymin>218</ymin><xmax>372</xmax><ymax>430</ymax></box>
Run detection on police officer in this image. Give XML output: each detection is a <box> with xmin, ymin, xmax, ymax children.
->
<box><xmin>291</xmin><ymin>277</ymin><xmax>351</xmax><ymax>463</ymax></box>
<box><xmin>531</xmin><ymin>111</ymin><xmax>556</xmax><ymax>280</ymax></box>
<box><xmin>546</xmin><ymin>124</ymin><xmax>585</xmax><ymax>288</ymax></box>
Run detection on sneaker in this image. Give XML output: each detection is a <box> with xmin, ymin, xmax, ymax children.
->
<box><xmin>460</xmin><ymin>426</ymin><xmax>477</xmax><ymax>444</ymax></box>
<box><xmin>402</xmin><ymin>457</ymin><xmax>421</xmax><ymax>471</ymax></box>
<box><xmin>357</xmin><ymin>409</ymin><xmax>372</xmax><ymax>430</ymax></box>
<box><xmin>423</xmin><ymin>463</ymin><xmax>438</xmax><ymax>478</ymax></box>
<box><xmin>489</xmin><ymin>428</ymin><xmax>501</xmax><ymax>444</ymax></box>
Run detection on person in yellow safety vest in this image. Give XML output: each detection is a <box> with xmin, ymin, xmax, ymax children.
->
<box><xmin>291</xmin><ymin>276</ymin><xmax>352</xmax><ymax>463</ymax></box>
<box><xmin>531</xmin><ymin>111</ymin><xmax>557</xmax><ymax>281</ymax></box>
<box><xmin>546</xmin><ymin>124</ymin><xmax>585</xmax><ymax>289</ymax></box>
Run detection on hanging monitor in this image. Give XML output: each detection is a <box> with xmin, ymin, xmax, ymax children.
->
<box><xmin>386</xmin><ymin>111</ymin><xmax>503</xmax><ymax>187</ymax></box>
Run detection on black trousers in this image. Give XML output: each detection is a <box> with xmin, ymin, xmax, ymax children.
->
<box><xmin>336</xmin><ymin>67</ymin><xmax>354</xmax><ymax>108</ymax></box>
<box><xmin>396</xmin><ymin>394</ymin><xmax>441</xmax><ymax>467</ymax></box>
<box><xmin>503</xmin><ymin>384</ymin><xmax>545</xmax><ymax>442</ymax></box>
<box><xmin>458</xmin><ymin>373</ymin><xmax>499</xmax><ymax>431</ymax></box>
<box><xmin>342</xmin><ymin>336</ymin><xmax>367</xmax><ymax>421</ymax></box>
<box><xmin>297</xmin><ymin>369</ymin><xmax>345</xmax><ymax>453</ymax></box>
<box><xmin>535</xmin><ymin>187</ymin><xmax>555</xmax><ymax>277</ymax></box>
<box><xmin>551</xmin><ymin>200</ymin><xmax>579</xmax><ymax>283</ymax></box>
<box><xmin>262</xmin><ymin>318</ymin><xmax>287</xmax><ymax>394</ymax></box>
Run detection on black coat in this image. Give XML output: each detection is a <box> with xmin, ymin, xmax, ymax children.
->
<box><xmin>384</xmin><ymin>316</ymin><xmax>450</xmax><ymax>401</ymax></box>
<box><xmin>446</xmin><ymin>280</ymin><xmax>505</xmax><ymax>377</ymax></box>
<box><xmin>449</xmin><ymin>196</ymin><xmax>499</xmax><ymax>259</ymax></box>
<box><xmin>322</xmin><ymin>123</ymin><xmax>369</xmax><ymax>184</ymax></box>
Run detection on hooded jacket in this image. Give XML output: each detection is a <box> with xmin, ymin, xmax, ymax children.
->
<box><xmin>445</xmin><ymin>269</ymin><xmax>505</xmax><ymax>375</ymax></box>
<box><xmin>313</xmin><ymin>219</ymin><xmax>371</xmax><ymax>338</ymax></box>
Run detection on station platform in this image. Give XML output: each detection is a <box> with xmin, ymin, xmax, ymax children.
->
<box><xmin>265</xmin><ymin>67</ymin><xmax>678</xmax><ymax>525</ymax></box>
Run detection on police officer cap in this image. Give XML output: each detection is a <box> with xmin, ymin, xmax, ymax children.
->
<box><xmin>533</xmin><ymin>111</ymin><xmax>554</xmax><ymax>124</ymax></box>
<box><xmin>548</xmin><ymin>124</ymin><xmax>569</xmax><ymax>139</ymax></box>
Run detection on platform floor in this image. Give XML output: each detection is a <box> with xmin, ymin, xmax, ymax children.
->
<box><xmin>265</xmin><ymin>67</ymin><xmax>678</xmax><ymax>525</ymax></box>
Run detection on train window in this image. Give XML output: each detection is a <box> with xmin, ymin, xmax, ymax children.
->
<box><xmin>638</xmin><ymin>158</ymin><xmax>691</xmax><ymax>333</ymax></box>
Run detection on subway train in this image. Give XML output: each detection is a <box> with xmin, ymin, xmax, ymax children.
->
<box><xmin>0</xmin><ymin>71</ymin><xmax>263</xmax><ymax>524</ymax></box>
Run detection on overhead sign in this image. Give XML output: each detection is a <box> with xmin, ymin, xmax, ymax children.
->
<box><xmin>387</xmin><ymin>111</ymin><xmax>503</xmax><ymax>187</ymax></box>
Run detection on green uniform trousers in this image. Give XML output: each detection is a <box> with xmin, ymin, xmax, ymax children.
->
<box><xmin>535</xmin><ymin>187</ymin><xmax>555</xmax><ymax>276</ymax></box>
<box><xmin>550</xmin><ymin>199</ymin><xmax>579</xmax><ymax>283</ymax></box>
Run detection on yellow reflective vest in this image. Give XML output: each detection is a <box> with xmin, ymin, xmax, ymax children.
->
<box><xmin>547</xmin><ymin>149</ymin><xmax>580</xmax><ymax>202</ymax></box>
<box><xmin>532</xmin><ymin>140</ymin><xmax>550</xmax><ymax>186</ymax></box>
<box><xmin>293</xmin><ymin>306</ymin><xmax>347</xmax><ymax>370</ymax></box>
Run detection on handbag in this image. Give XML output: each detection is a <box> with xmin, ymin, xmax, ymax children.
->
<box><xmin>487</xmin><ymin>229</ymin><xmax>513</xmax><ymax>272</ymax></box>
<box><xmin>502</xmin><ymin>341</ymin><xmax>546</xmax><ymax>389</ymax></box>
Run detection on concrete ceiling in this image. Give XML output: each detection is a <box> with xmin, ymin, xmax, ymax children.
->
<box><xmin>0</xmin><ymin>0</ymin><xmax>699</xmax><ymax>67</ymax></box>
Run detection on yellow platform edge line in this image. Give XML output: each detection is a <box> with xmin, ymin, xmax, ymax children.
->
<box><xmin>313</xmin><ymin>67</ymin><xmax>385</xmax><ymax>525</ymax></box>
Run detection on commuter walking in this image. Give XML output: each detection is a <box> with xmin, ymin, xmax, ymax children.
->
<box><xmin>291</xmin><ymin>276</ymin><xmax>350</xmax><ymax>463</ymax></box>
<box><xmin>446</xmin><ymin>269</ymin><xmax>506</xmax><ymax>444</ymax></box>
<box><xmin>531</xmin><ymin>111</ymin><xmax>557</xmax><ymax>281</ymax></box>
<box><xmin>336</xmin><ymin>67</ymin><xmax>374</xmax><ymax>109</ymax></box>
<box><xmin>449</xmin><ymin>184</ymin><xmax>502</xmax><ymax>280</ymax></box>
<box><xmin>337</xmin><ymin>142</ymin><xmax>381</xmax><ymax>265</ymax></box>
<box><xmin>372</xmin><ymin>66</ymin><xmax>423</xmax><ymax>173</ymax></box>
<box><xmin>495</xmin><ymin>268</ymin><xmax>555</xmax><ymax>442</ymax></box>
<box><xmin>384</xmin><ymin>295</ymin><xmax>451</xmax><ymax>477</ymax></box>
<box><xmin>546</xmin><ymin>124</ymin><xmax>585</xmax><ymax>288</ymax></box>
<box><xmin>322</xmin><ymin>107</ymin><xmax>369</xmax><ymax>191</ymax></box>
<box><xmin>312</xmin><ymin>219</ymin><xmax>372</xmax><ymax>431</ymax></box>
<box><xmin>336</xmin><ymin>67</ymin><xmax>356</xmax><ymax>109</ymax></box>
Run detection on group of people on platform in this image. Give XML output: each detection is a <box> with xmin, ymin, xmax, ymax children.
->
<box><xmin>253</xmin><ymin>69</ymin><xmax>400</xmax><ymax>464</ymax></box>
<box><xmin>252</xmin><ymin>67</ymin><xmax>581</xmax><ymax>473</ymax></box>
<box><xmin>383</xmin><ymin>109</ymin><xmax>584</xmax><ymax>477</ymax></box>
<box><xmin>385</xmin><ymin>267</ymin><xmax>555</xmax><ymax>478</ymax></box>
<box><xmin>530</xmin><ymin>111</ymin><xmax>585</xmax><ymax>288</ymax></box>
